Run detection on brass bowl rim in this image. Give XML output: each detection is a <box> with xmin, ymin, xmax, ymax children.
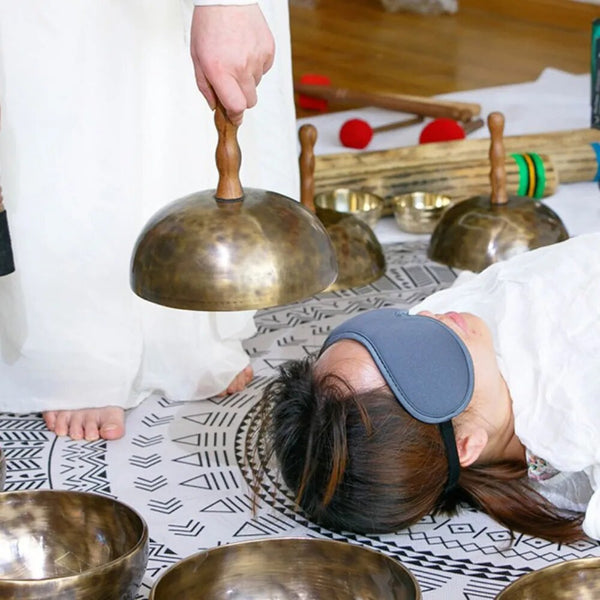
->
<box><xmin>392</xmin><ymin>191</ymin><xmax>453</xmax><ymax>212</ymax></box>
<box><xmin>497</xmin><ymin>557</ymin><xmax>600</xmax><ymax>598</ymax></box>
<box><xmin>0</xmin><ymin>490</ymin><xmax>149</xmax><ymax>585</ymax></box>
<box><xmin>149</xmin><ymin>536</ymin><xmax>422</xmax><ymax>599</ymax></box>
<box><xmin>314</xmin><ymin>188</ymin><xmax>385</xmax><ymax>211</ymax></box>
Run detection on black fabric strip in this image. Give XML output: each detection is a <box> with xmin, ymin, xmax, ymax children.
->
<box><xmin>438</xmin><ymin>420</ymin><xmax>460</xmax><ymax>494</ymax></box>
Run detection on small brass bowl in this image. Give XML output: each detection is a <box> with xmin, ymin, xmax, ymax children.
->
<box><xmin>314</xmin><ymin>188</ymin><xmax>384</xmax><ymax>229</ymax></box>
<box><xmin>393</xmin><ymin>191</ymin><xmax>453</xmax><ymax>234</ymax></box>
<box><xmin>0</xmin><ymin>490</ymin><xmax>149</xmax><ymax>599</ymax></box>
<box><xmin>496</xmin><ymin>557</ymin><xmax>600</xmax><ymax>599</ymax></box>
<box><xmin>150</xmin><ymin>537</ymin><xmax>421</xmax><ymax>600</ymax></box>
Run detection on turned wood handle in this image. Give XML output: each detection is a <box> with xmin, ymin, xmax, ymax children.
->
<box><xmin>295</xmin><ymin>82</ymin><xmax>481</xmax><ymax>122</ymax></box>
<box><xmin>214</xmin><ymin>102</ymin><xmax>244</xmax><ymax>201</ymax></box>
<box><xmin>372</xmin><ymin>115</ymin><xmax>424</xmax><ymax>133</ymax></box>
<box><xmin>488</xmin><ymin>112</ymin><xmax>508</xmax><ymax>205</ymax></box>
<box><xmin>299</xmin><ymin>124</ymin><xmax>318</xmax><ymax>213</ymax></box>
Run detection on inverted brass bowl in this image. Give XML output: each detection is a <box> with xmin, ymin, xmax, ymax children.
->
<box><xmin>393</xmin><ymin>191</ymin><xmax>453</xmax><ymax>234</ymax></box>
<box><xmin>131</xmin><ymin>105</ymin><xmax>338</xmax><ymax>312</ymax></box>
<box><xmin>496</xmin><ymin>558</ymin><xmax>600</xmax><ymax>599</ymax></box>
<box><xmin>0</xmin><ymin>490</ymin><xmax>149</xmax><ymax>600</ymax></box>
<box><xmin>149</xmin><ymin>537</ymin><xmax>421</xmax><ymax>600</ymax></box>
<box><xmin>428</xmin><ymin>195</ymin><xmax>569</xmax><ymax>272</ymax></box>
<box><xmin>315</xmin><ymin>206</ymin><xmax>386</xmax><ymax>290</ymax></box>
<box><xmin>314</xmin><ymin>188</ymin><xmax>384</xmax><ymax>229</ymax></box>
<box><xmin>131</xmin><ymin>189</ymin><xmax>337</xmax><ymax>311</ymax></box>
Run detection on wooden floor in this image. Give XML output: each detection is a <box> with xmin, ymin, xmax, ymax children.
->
<box><xmin>290</xmin><ymin>0</ymin><xmax>600</xmax><ymax>116</ymax></box>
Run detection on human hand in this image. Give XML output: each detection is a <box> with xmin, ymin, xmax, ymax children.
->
<box><xmin>190</xmin><ymin>4</ymin><xmax>275</xmax><ymax>126</ymax></box>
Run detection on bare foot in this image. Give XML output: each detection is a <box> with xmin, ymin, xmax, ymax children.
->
<box><xmin>43</xmin><ymin>406</ymin><xmax>125</xmax><ymax>442</ymax></box>
<box><xmin>218</xmin><ymin>365</ymin><xmax>254</xmax><ymax>396</ymax></box>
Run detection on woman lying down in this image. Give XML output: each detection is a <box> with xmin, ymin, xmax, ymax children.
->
<box><xmin>258</xmin><ymin>232</ymin><xmax>600</xmax><ymax>543</ymax></box>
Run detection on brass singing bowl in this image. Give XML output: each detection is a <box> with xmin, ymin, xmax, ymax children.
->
<box><xmin>428</xmin><ymin>111</ymin><xmax>568</xmax><ymax>273</ymax></box>
<box><xmin>316</xmin><ymin>206</ymin><xmax>386</xmax><ymax>290</ymax></box>
<box><xmin>132</xmin><ymin>189</ymin><xmax>337</xmax><ymax>310</ymax></box>
<box><xmin>131</xmin><ymin>105</ymin><xmax>337</xmax><ymax>311</ymax></box>
<box><xmin>0</xmin><ymin>490</ymin><xmax>149</xmax><ymax>600</ymax></box>
<box><xmin>299</xmin><ymin>125</ymin><xmax>386</xmax><ymax>291</ymax></box>
<box><xmin>314</xmin><ymin>188</ymin><xmax>384</xmax><ymax>229</ymax></box>
<box><xmin>496</xmin><ymin>558</ymin><xmax>600</xmax><ymax>599</ymax></box>
<box><xmin>428</xmin><ymin>194</ymin><xmax>569</xmax><ymax>272</ymax></box>
<box><xmin>149</xmin><ymin>537</ymin><xmax>422</xmax><ymax>600</ymax></box>
<box><xmin>393</xmin><ymin>191</ymin><xmax>454</xmax><ymax>234</ymax></box>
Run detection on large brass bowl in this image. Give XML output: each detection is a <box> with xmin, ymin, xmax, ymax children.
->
<box><xmin>0</xmin><ymin>490</ymin><xmax>149</xmax><ymax>600</ymax></box>
<box><xmin>149</xmin><ymin>537</ymin><xmax>421</xmax><ymax>599</ymax></box>
<box><xmin>316</xmin><ymin>206</ymin><xmax>386</xmax><ymax>291</ymax></box>
<box><xmin>496</xmin><ymin>558</ymin><xmax>600</xmax><ymax>599</ymax></box>
<box><xmin>428</xmin><ymin>195</ymin><xmax>569</xmax><ymax>272</ymax></box>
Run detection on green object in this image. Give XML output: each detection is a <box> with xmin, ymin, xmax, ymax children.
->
<box><xmin>0</xmin><ymin>209</ymin><xmax>15</xmax><ymax>276</ymax></box>
<box><xmin>591</xmin><ymin>19</ymin><xmax>600</xmax><ymax>128</ymax></box>
<box><xmin>510</xmin><ymin>152</ymin><xmax>546</xmax><ymax>199</ymax></box>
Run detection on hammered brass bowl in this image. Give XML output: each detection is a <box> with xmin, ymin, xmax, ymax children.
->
<box><xmin>496</xmin><ymin>558</ymin><xmax>600</xmax><ymax>599</ymax></box>
<box><xmin>314</xmin><ymin>188</ymin><xmax>384</xmax><ymax>229</ymax></box>
<box><xmin>393</xmin><ymin>191</ymin><xmax>454</xmax><ymax>234</ymax></box>
<box><xmin>149</xmin><ymin>537</ymin><xmax>421</xmax><ymax>599</ymax></box>
<box><xmin>0</xmin><ymin>490</ymin><xmax>149</xmax><ymax>600</ymax></box>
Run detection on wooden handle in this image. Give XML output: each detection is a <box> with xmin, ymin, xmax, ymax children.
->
<box><xmin>372</xmin><ymin>115</ymin><xmax>424</xmax><ymax>134</ymax></box>
<box><xmin>299</xmin><ymin>124</ymin><xmax>318</xmax><ymax>213</ymax></box>
<box><xmin>214</xmin><ymin>103</ymin><xmax>243</xmax><ymax>201</ymax></box>
<box><xmin>295</xmin><ymin>82</ymin><xmax>481</xmax><ymax>121</ymax></box>
<box><xmin>488</xmin><ymin>112</ymin><xmax>508</xmax><ymax>205</ymax></box>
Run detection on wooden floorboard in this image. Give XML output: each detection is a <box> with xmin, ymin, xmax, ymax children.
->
<box><xmin>290</xmin><ymin>0</ymin><xmax>600</xmax><ymax>116</ymax></box>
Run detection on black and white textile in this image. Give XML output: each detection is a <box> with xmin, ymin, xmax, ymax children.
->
<box><xmin>2</xmin><ymin>241</ymin><xmax>599</xmax><ymax>599</ymax></box>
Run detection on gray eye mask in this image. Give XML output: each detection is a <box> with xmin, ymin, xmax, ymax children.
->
<box><xmin>320</xmin><ymin>308</ymin><xmax>474</xmax><ymax>493</ymax></box>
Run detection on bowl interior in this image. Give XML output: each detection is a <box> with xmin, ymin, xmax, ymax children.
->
<box><xmin>314</xmin><ymin>189</ymin><xmax>383</xmax><ymax>227</ymax></box>
<box><xmin>150</xmin><ymin>538</ymin><xmax>420</xmax><ymax>600</ymax></box>
<box><xmin>0</xmin><ymin>490</ymin><xmax>147</xmax><ymax>581</ymax></box>
<box><xmin>393</xmin><ymin>192</ymin><xmax>453</xmax><ymax>233</ymax></box>
<box><xmin>496</xmin><ymin>558</ymin><xmax>600</xmax><ymax>599</ymax></box>
<box><xmin>394</xmin><ymin>191</ymin><xmax>452</xmax><ymax>214</ymax></box>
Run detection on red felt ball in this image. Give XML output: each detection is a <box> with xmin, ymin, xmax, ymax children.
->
<box><xmin>339</xmin><ymin>118</ymin><xmax>374</xmax><ymax>149</ymax></box>
<box><xmin>419</xmin><ymin>118</ymin><xmax>466</xmax><ymax>144</ymax></box>
<box><xmin>298</xmin><ymin>73</ymin><xmax>331</xmax><ymax>111</ymax></box>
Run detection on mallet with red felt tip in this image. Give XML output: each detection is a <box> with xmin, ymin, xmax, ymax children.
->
<box><xmin>419</xmin><ymin>117</ymin><xmax>485</xmax><ymax>144</ymax></box>
<box><xmin>294</xmin><ymin>78</ymin><xmax>481</xmax><ymax>121</ymax></box>
<box><xmin>297</xmin><ymin>73</ymin><xmax>332</xmax><ymax>112</ymax></box>
<box><xmin>339</xmin><ymin>115</ymin><xmax>424</xmax><ymax>149</ymax></box>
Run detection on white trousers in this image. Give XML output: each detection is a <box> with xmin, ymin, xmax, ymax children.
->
<box><xmin>0</xmin><ymin>0</ymin><xmax>298</xmax><ymax>412</ymax></box>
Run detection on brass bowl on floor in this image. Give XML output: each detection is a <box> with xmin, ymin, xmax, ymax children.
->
<box><xmin>314</xmin><ymin>188</ymin><xmax>384</xmax><ymax>229</ymax></box>
<box><xmin>149</xmin><ymin>537</ymin><xmax>421</xmax><ymax>600</ymax></box>
<box><xmin>496</xmin><ymin>558</ymin><xmax>600</xmax><ymax>599</ymax></box>
<box><xmin>393</xmin><ymin>191</ymin><xmax>453</xmax><ymax>234</ymax></box>
<box><xmin>0</xmin><ymin>490</ymin><xmax>149</xmax><ymax>600</ymax></box>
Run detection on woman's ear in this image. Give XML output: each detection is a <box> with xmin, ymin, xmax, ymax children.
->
<box><xmin>455</xmin><ymin>425</ymin><xmax>488</xmax><ymax>468</ymax></box>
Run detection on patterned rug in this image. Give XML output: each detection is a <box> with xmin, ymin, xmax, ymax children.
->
<box><xmin>2</xmin><ymin>240</ymin><xmax>598</xmax><ymax>599</ymax></box>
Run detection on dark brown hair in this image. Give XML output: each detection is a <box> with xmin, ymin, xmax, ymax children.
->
<box><xmin>257</xmin><ymin>356</ymin><xmax>584</xmax><ymax>543</ymax></box>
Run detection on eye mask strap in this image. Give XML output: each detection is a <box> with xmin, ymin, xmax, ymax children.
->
<box><xmin>438</xmin><ymin>420</ymin><xmax>460</xmax><ymax>494</ymax></box>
